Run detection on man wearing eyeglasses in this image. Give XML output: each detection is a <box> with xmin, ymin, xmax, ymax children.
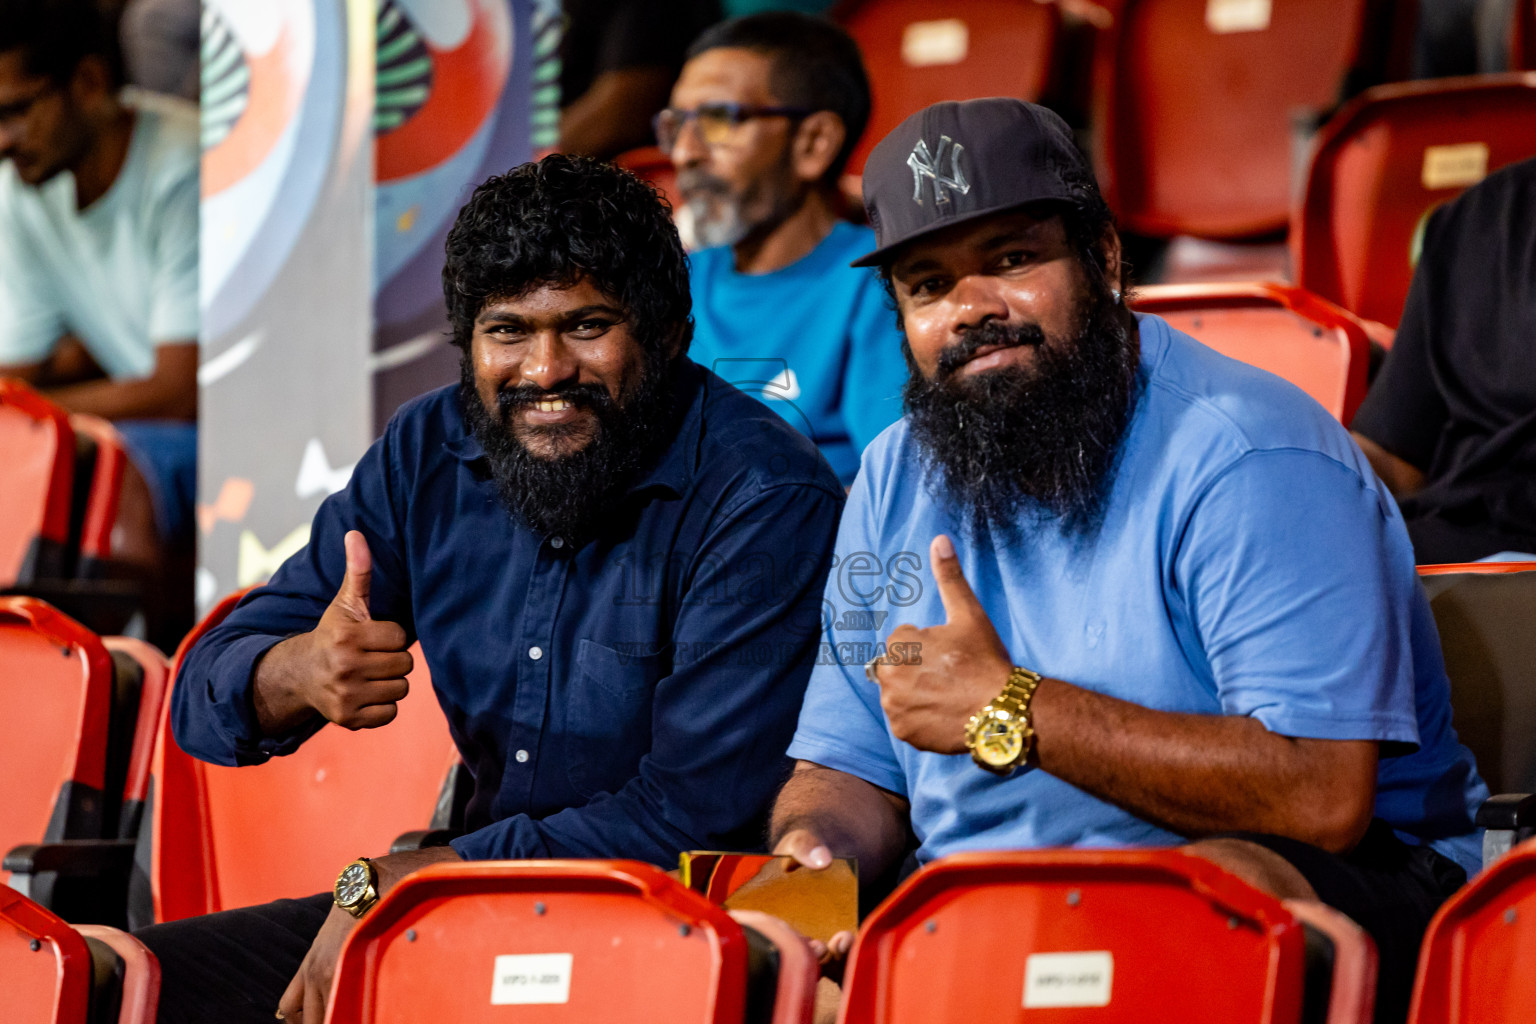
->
<box><xmin>660</xmin><ymin>13</ymin><xmax>906</xmax><ymax>487</ymax></box>
<box><xmin>0</xmin><ymin>0</ymin><xmax>198</xmax><ymax>622</ymax></box>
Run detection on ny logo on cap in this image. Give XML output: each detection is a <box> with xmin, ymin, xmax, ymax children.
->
<box><xmin>907</xmin><ymin>135</ymin><xmax>971</xmax><ymax>206</ymax></box>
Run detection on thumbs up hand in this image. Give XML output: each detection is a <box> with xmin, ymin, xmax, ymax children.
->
<box><xmin>252</xmin><ymin>530</ymin><xmax>414</xmax><ymax>735</ymax></box>
<box><xmin>868</xmin><ymin>535</ymin><xmax>1014</xmax><ymax>755</ymax></box>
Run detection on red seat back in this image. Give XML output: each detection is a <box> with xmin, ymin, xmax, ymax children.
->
<box><xmin>68</xmin><ymin>414</ymin><xmax>128</xmax><ymax>573</ymax></box>
<box><xmin>1293</xmin><ymin>73</ymin><xmax>1536</xmax><ymax>327</ymax></box>
<box><xmin>0</xmin><ymin>599</ymin><xmax>116</xmax><ymax>886</ymax></box>
<box><xmin>0</xmin><ymin>883</ymin><xmax>94</xmax><ymax>1023</ymax></box>
<box><xmin>0</xmin><ymin>380</ymin><xmax>75</xmax><ymax>586</ymax></box>
<box><xmin>841</xmin><ymin>849</ymin><xmax>1310</xmax><ymax>1023</ymax></box>
<box><xmin>728</xmin><ymin>909</ymin><xmax>818</xmax><ymax>1024</ymax></box>
<box><xmin>0</xmin><ymin>886</ymin><xmax>161</xmax><ymax>1024</ymax></box>
<box><xmin>1094</xmin><ymin>0</ymin><xmax>1374</xmax><ymax>238</ymax></box>
<box><xmin>149</xmin><ymin>588</ymin><xmax>456</xmax><ymax>921</ymax></box>
<box><xmin>1408</xmin><ymin>836</ymin><xmax>1536</xmax><ymax>1022</ymax></box>
<box><xmin>838</xmin><ymin>0</ymin><xmax>1059</xmax><ymax>176</ymax></box>
<box><xmin>329</xmin><ymin>860</ymin><xmax>752</xmax><ymax>1024</ymax></box>
<box><xmin>1281</xmin><ymin>900</ymin><xmax>1378</xmax><ymax>1024</ymax></box>
<box><xmin>75</xmin><ymin>923</ymin><xmax>163</xmax><ymax>1024</ymax></box>
<box><xmin>1133</xmin><ymin>282</ymin><xmax>1371</xmax><ymax>423</ymax></box>
<box><xmin>103</xmin><ymin>637</ymin><xmax>170</xmax><ymax>840</ymax></box>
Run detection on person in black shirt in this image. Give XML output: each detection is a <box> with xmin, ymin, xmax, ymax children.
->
<box><xmin>1351</xmin><ymin>156</ymin><xmax>1536</xmax><ymax>564</ymax></box>
<box><xmin>559</xmin><ymin>0</ymin><xmax>720</xmax><ymax>157</ymax></box>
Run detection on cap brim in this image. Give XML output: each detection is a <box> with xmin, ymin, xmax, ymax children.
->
<box><xmin>849</xmin><ymin>197</ymin><xmax>1079</xmax><ymax>269</ymax></box>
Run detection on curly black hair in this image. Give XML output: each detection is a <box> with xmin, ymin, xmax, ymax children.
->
<box><xmin>442</xmin><ymin>154</ymin><xmax>693</xmax><ymax>357</ymax></box>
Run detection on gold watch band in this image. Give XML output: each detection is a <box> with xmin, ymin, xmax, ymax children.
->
<box><xmin>965</xmin><ymin>666</ymin><xmax>1043</xmax><ymax>774</ymax></box>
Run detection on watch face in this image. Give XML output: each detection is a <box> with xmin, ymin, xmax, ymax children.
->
<box><xmin>336</xmin><ymin>863</ymin><xmax>370</xmax><ymax>905</ymax></box>
<box><xmin>975</xmin><ymin>715</ymin><xmax>1024</xmax><ymax>766</ymax></box>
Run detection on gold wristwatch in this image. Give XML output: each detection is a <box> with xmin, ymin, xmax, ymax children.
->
<box><xmin>964</xmin><ymin>667</ymin><xmax>1043</xmax><ymax>775</ymax></box>
<box><xmin>334</xmin><ymin>857</ymin><xmax>380</xmax><ymax>918</ymax></box>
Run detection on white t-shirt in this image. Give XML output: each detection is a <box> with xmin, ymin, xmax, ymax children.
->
<box><xmin>0</xmin><ymin>88</ymin><xmax>199</xmax><ymax>379</ymax></box>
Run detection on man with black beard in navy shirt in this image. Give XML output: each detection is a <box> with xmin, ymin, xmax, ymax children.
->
<box><xmin>138</xmin><ymin>155</ymin><xmax>844</xmax><ymax>1024</ymax></box>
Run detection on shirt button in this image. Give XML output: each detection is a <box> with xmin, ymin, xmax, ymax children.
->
<box><xmin>528</xmin><ymin>645</ymin><xmax>543</xmax><ymax>661</ymax></box>
<box><xmin>549</xmin><ymin>536</ymin><xmax>564</xmax><ymax>549</ymax></box>
<box><xmin>515</xmin><ymin>749</ymin><xmax>529</xmax><ymax>763</ymax></box>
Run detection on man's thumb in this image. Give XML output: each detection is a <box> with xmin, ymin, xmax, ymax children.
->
<box><xmin>332</xmin><ymin>530</ymin><xmax>373</xmax><ymax>620</ymax></box>
<box><xmin>930</xmin><ymin>534</ymin><xmax>982</xmax><ymax>625</ymax></box>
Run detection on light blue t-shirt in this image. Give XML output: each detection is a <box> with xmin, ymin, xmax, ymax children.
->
<box><xmin>788</xmin><ymin>313</ymin><xmax>1488</xmax><ymax>876</ymax></box>
<box><xmin>688</xmin><ymin>221</ymin><xmax>907</xmax><ymax>485</ymax></box>
<box><xmin>0</xmin><ymin>88</ymin><xmax>199</xmax><ymax>378</ymax></box>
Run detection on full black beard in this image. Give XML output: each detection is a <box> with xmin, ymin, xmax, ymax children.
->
<box><xmin>458</xmin><ymin>351</ymin><xmax>677</xmax><ymax>542</ymax></box>
<box><xmin>903</xmin><ymin>283</ymin><xmax>1142</xmax><ymax>541</ymax></box>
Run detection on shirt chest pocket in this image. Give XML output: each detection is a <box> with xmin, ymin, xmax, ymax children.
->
<box><xmin>564</xmin><ymin>639</ymin><xmax>666</xmax><ymax>799</ymax></box>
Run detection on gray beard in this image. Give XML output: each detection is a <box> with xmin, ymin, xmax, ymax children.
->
<box><xmin>676</xmin><ymin>194</ymin><xmax>752</xmax><ymax>251</ymax></box>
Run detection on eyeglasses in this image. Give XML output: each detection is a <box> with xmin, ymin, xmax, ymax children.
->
<box><xmin>652</xmin><ymin>102</ymin><xmax>813</xmax><ymax>154</ymax></box>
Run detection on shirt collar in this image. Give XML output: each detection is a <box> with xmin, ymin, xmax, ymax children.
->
<box><xmin>441</xmin><ymin>360</ymin><xmax>706</xmax><ymax>499</ymax></box>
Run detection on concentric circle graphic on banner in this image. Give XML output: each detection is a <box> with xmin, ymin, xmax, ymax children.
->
<box><xmin>200</xmin><ymin>0</ymin><xmax>342</xmax><ymax>341</ymax></box>
<box><xmin>374</xmin><ymin>0</ymin><xmax>513</xmax><ymax>292</ymax></box>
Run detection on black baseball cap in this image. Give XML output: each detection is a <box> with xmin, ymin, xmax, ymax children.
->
<box><xmin>851</xmin><ymin>98</ymin><xmax>1089</xmax><ymax>268</ymax></box>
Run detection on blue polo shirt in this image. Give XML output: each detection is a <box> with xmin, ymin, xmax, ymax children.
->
<box><xmin>174</xmin><ymin>361</ymin><xmax>844</xmax><ymax>864</ymax></box>
<box><xmin>688</xmin><ymin>221</ymin><xmax>908</xmax><ymax>485</ymax></box>
<box><xmin>788</xmin><ymin>314</ymin><xmax>1487</xmax><ymax>876</ymax></box>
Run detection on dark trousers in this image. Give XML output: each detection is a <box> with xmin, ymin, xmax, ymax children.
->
<box><xmin>134</xmin><ymin>893</ymin><xmax>331</xmax><ymax>1024</ymax></box>
<box><xmin>1221</xmin><ymin>819</ymin><xmax>1467</xmax><ymax>1024</ymax></box>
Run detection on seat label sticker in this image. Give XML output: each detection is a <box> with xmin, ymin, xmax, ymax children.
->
<box><xmin>1422</xmin><ymin>143</ymin><xmax>1488</xmax><ymax>190</ymax></box>
<box><xmin>490</xmin><ymin>953</ymin><xmax>574</xmax><ymax>1005</ymax></box>
<box><xmin>1206</xmin><ymin>0</ymin><xmax>1271</xmax><ymax>33</ymax></box>
<box><xmin>902</xmin><ymin>19</ymin><xmax>969</xmax><ymax>67</ymax></box>
<box><xmin>1023</xmin><ymin>951</ymin><xmax>1114</xmax><ymax>1008</ymax></box>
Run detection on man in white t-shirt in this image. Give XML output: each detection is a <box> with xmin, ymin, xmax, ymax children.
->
<box><xmin>0</xmin><ymin>0</ymin><xmax>198</xmax><ymax>588</ymax></box>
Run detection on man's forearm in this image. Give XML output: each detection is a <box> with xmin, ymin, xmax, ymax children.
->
<box><xmin>1029</xmin><ymin>679</ymin><xmax>1378</xmax><ymax>853</ymax></box>
<box><xmin>251</xmin><ymin>634</ymin><xmax>325</xmax><ymax>736</ymax></box>
<box><xmin>45</xmin><ymin>340</ymin><xmax>198</xmax><ymax>420</ymax></box>
<box><xmin>1350</xmin><ymin>431</ymin><xmax>1426</xmax><ymax>498</ymax></box>
<box><xmin>770</xmin><ymin>762</ymin><xmax>911</xmax><ymax>883</ymax></box>
<box><xmin>46</xmin><ymin>373</ymin><xmax>196</xmax><ymax>420</ymax></box>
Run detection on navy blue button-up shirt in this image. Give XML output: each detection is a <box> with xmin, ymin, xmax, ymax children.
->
<box><xmin>173</xmin><ymin>361</ymin><xmax>845</xmax><ymax>864</ymax></box>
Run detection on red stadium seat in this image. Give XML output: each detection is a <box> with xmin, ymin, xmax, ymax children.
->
<box><xmin>1282</xmin><ymin>900</ymin><xmax>1378</xmax><ymax>1024</ymax></box>
<box><xmin>1408</xmin><ymin>836</ymin><xmax>1536</xmax><ymax>1023</ymax></box>
<box><xmin>143</xmin><ymin>588</ymin><xmax>457</xmax><ymax>923</ymax></box>
<box><xmin>728</xmin><ymin>909</ymin><xmax>819</xmax><ymax>1024</ymax></box>
<box><xmin>1</xmin><ymin>884</ymin><xmax>160</xmax><ymax>1024</ymax></box>
<box><xmin>0</xmin><ymin>379</ymin><xmax>76</xmax><ymax>586</ymax></box>
<box><xmin>1092</xmin><ymin>0</ymin><xmax>1377</xmax><ymax>239</ymax></box>
<box><xmin>67</xmin><ymin>415</ymin><xmax>128</xmax><ymax>578</ymax></box>
<box><xmin>840</xmin><ymin>848</ymin><xmax>1372</xmax><ymax>1023</ymax></box>
<box><xmin>1132</xmin><ymin>282</ymin><xmax>1371</xmax><ymax>423</ymax></box>
<box><xmin>1292</xmin><ymin>73</ymin><xmax>1536</xmax><ymax>327</ymax></box>
<box><xmin>101</xmin><ymin>638</ymin><xmax>170</xmax><ymax>841</ymax></box>
<box><xmin>838</xmin><ymin>0</ymin><xmax>1060</xmax><ymax>176</ymax></box>
<box><xmin>0</xmin><ymin>599</ymin><xmax>116</xmax><ymax>893</ymax></box>
<box><xmin>327</xmin><ymin>860</ymin><xmax>802</xmax><ymax>1024</ymax></box>
<box><xmin>2</xmin><ymin>882</ymin><xmax>94</xmax><ymax>1023</ymax></box>
<box><xmin>75</xmin><ymin>923</ymin><xmax>162</xmax><ymax>1024</ymax></box>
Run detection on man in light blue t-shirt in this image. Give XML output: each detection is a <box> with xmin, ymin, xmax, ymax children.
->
<box><xmin>659</xmin><ymin>13</ymin><xmax>905</xmax><ymax>485</ymax></box>
<box><xmin>770</xmin><ymin>99</ymin><xmax>1486</xmax><ymax>1023</ymax></box>
<box><xmin>0</xmin><ymin>0</ymin><xmax>198</xmax><ymax>600</ymax></box>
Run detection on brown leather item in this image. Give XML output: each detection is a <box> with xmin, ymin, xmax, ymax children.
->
<box><xmin>678</xmin><ymin>852</ymin><xmax>859</xmax><ymax>944</ymax></box>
